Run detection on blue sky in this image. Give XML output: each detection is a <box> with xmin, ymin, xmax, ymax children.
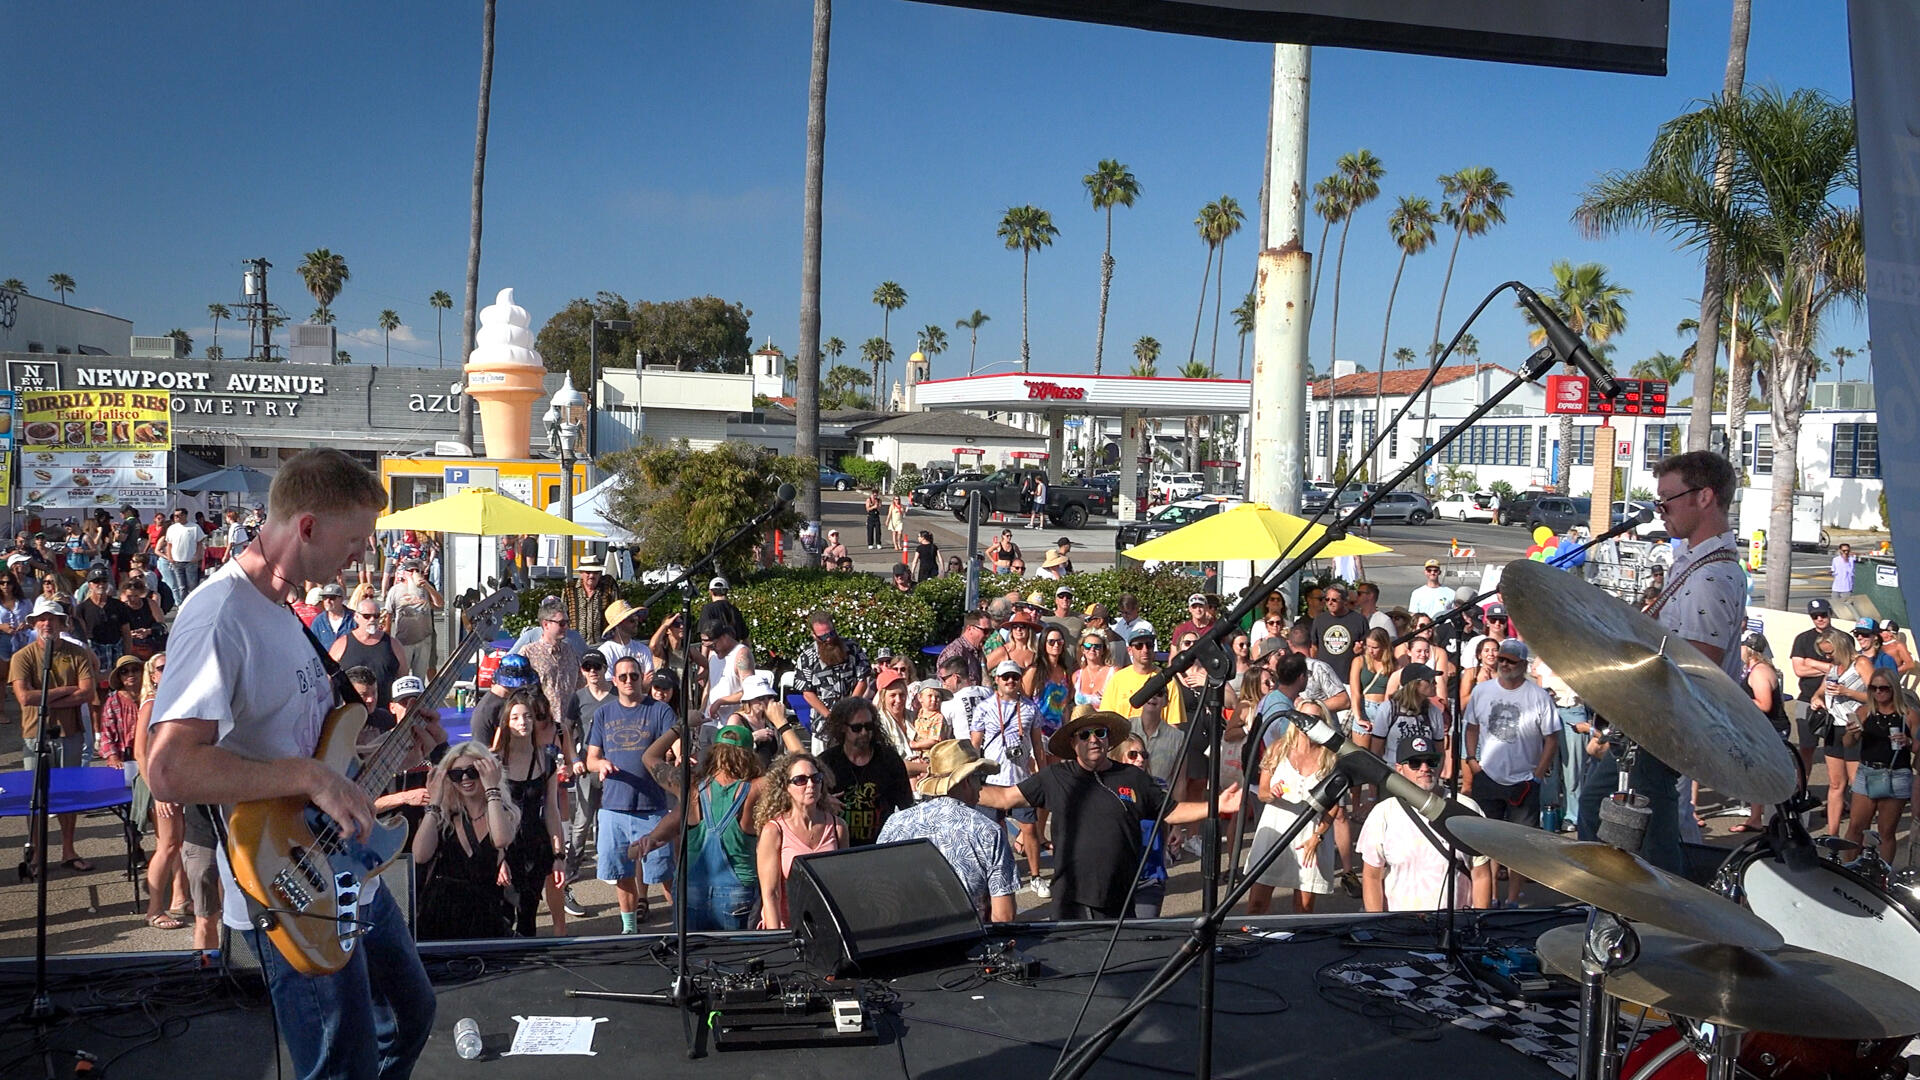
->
<box><xmin>1</xmin><ymin>2</ymin><xmax>1866</xmax><ymax>388</ymax></box>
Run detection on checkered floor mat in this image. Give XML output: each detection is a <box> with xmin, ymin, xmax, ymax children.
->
<box><xmin>1326</xmin><ymin>955</ymin><xmax>1661</xmax><ymax>1077</ymax></box>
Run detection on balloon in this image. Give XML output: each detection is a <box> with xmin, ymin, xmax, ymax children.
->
<box><xmin>1532</xmin><ymin>526</ymin><xmax>1554</xmax><ymax>546</ymax></box>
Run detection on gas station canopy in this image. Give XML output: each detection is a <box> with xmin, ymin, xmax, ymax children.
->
<box><xmin>914</xmin><ymin>372</ymin><xmax>1250</xmax><ymax>419</ymax></box>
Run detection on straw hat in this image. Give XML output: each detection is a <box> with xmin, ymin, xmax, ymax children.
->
<box><xmin>1047</xmin><ymin>704</ymin><xmax>1131</xmax><ymax>760</ymax></box>
<box><xmin>917</xmin><ymin>739</ymin><xmax>1001</xmax><ymax>798</ymax></box>
<box><xmin>601</xmin><ymin>599</ymin><xmax>645</xmax><ymax>639</ymax></box>
<box><xmin>1042</xmin><ymin>549</ymin><xmax>1071</xmax><ymax>569</ymax></box>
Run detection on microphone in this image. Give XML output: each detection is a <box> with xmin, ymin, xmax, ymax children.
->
<box><xmin>1291</xmin><ymin>710</ymin><xmax>1461</xmax><ymax>825</ymax></box>
<box><xmin>773</xmin><ymin>482</ymin><xmax>796</xmax><ymax>510</ymax></box>
<box><xmin>1515</xmin><ymin>284</ymin><xmax>1618</xmax><ymax>399</ymax></box>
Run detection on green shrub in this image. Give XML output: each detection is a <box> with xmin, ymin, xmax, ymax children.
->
<box><xmin>893</xmin><ymin>463</ymin><xmax>922</xmax><ymax>497</ymax></box>
<box><xmin>840</xmin><ymin>456</ymin><xmax>891</xmax><ymax>491</ymax></box>
<box><xmin>726</xmin><ymin>567</ymin><xmax>939</xmax><ymax>664</ymax></box>
<box><xmin>1490</xmin><ymin>480</ymin><xmax>1517</xmax><ymax>501</ymax></box>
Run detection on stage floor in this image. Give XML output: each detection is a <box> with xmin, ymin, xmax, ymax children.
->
<box><xmin>0</xmin><ymin>908</ymin><xmax>1590</xmax><ymax>1079</ymax></box>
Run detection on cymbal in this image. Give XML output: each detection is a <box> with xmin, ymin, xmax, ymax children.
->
<box><xmin>1499</xmin><ymin>559</ymin><xmax>1796</xmax><ymax>805</ymax></box>
<box><xmin>1446</xmin><ymin>817</ymin><xmax>1782</xmax><ymax>950</ymax></box>
<box><xmin>1536</xmin><ymin>924</ymin><xmax>1920</xmax><ymax>1039</ymax></box>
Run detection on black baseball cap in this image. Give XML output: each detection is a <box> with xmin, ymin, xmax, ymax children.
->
<box><xmin>1396</xmin><ymin>731</ymin><xmax>1441</xmax><ymax>766</ymax></box>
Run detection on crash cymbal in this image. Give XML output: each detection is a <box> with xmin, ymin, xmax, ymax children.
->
<box><xmin>1499</xmin><ymin>559</ymin><xmax>1796</xmax><ymax>805</ymax></box>
<box><xmin>1446</xmin><ymin>817</ymin><xmax>1782</xmax><ymax>950</ymax></box>
<box><xmin>1536</xmin><ymin>924</ymin><xmax>1920</xmax><ymax>1040</ymax></box>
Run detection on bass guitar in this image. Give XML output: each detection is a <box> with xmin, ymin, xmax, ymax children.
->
<box><xmin>225</xmin><ymin>586</ymin><xmax>518</xmax><ymax>975</ymax></box>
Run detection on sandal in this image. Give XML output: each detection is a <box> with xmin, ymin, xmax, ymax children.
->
<box><xmin>60</xmin><ymin>856</ymin><xmax>94</xmax><ymax>874</ymax></box>
<box><xmin>165</xmin><ymin>905</ymin><xmax>194</xmax><ymax>920</ymax></box>
<box><xmin>1728</xmin><ymin>823</ymin><xmax>1764</xmax><ymax>834</ymax></box>
<box><xmin>146</xmin><ymin>912</ymin><xmax>185</xmax><ymax>930</ymax></box>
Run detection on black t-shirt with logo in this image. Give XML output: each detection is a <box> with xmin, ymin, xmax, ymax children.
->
<box><xmin>1311</xmin><ymin>611</ymin><xmax>1371</xmax><ymax>681</ymax></box>
<box><xmin>1018</xmin><ymin>761</ymin><xmax>1166</xmax><ymax>917</ymax></box>
<box><xmin>819</xmin><ymin>746</ymin><xmax>913</xmax><ymax>846</ymax></box>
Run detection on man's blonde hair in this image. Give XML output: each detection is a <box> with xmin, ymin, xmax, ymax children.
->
<box><xmin>268</xmin><ymin>448</ymin><xmax>387</xmax><ymax>521</ymax></box>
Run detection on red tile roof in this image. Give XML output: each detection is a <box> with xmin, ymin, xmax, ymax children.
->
<box><xmin>1312</xmin><ymin>363</ymin><xmax>1516</xmax><ymax>400</ymax></box>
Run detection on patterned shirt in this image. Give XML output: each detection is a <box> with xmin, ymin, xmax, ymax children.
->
<box><xmin>522</xmin><ymin>637</ymin><xmax>583</xmax><ymax>735</ymax></box>
<box><xmin>792</xmin><ymin>636</ymin><xmax>872</xmax><ymax>711</ymax></box>
<box><xmin>1651</xmin><ymin>531</ymin><xmax>1746</xmax><ymax>681</ymax></box>
<box><xmin>97</xmin><ymin>690</ymin><xmax>139</xmax><ymax>760</ymax></box>
<box><xmin>877</xmin><ymin>796</ymin><xmax>1018</xmax><ymax>913</ymax></box>
<box><xmin>561</xmin><ymin>580</ymin><xmax>618</xmax><ymax>643</ymax></box>
<box><xmin>937</xmin><ymin>635</ymin><xmax>984</xmax><ymax>686</ymax></box>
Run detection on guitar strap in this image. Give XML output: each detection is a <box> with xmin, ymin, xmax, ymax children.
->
<box><xmin>294</xmin><ymin>611</ymin><xmax>354</xmax><ymax>710</ymax></box>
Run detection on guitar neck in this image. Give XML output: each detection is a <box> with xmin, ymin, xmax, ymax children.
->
<box><xmin>351</xmin><ymin>619</ymin><xmax>499</xmax><ymax>797</ymax></box>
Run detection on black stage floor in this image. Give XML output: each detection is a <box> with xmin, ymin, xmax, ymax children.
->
<box><xmin>0</xmin><ymin>908</ymin><xmax>1587</xmax><ymax>1079</ymax></box>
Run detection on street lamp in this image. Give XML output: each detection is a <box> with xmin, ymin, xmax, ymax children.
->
<box><xmin>587</xmin><ymin>318</ymin><xmax>633</xmax><ymax>462</ymax></box>
<box><xmin>546</xmin><ymin>374</ymin><xmax>588</xmax><ymax>572</ymax></box>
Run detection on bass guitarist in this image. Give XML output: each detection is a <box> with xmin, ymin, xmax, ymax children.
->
<box><xmin>147</xmin><ymin>448</ymin><xmax>436</xmax><ymax>1079</ymax></box>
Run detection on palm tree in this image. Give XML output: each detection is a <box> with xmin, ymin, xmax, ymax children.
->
<box><xmin>1</xmin><ymin>279</ymin><xmax>25</xmax><ymax>293</ymax></box>
<box><xmin>1631</xmin><ymin>351</ymin><xmax>1688</xmax><ymax>384</ymax></box>
<box><xmin>916</xmin><ymin>324</ymin><xmax>947</xmax><ymax>366</ymax></box>
<box><xmin>458</xmin><ymin>0</ymin><xmax>498</xmax><ymax>452</ymax></box>
<box><xmin>823</xmin><ymin>335</ymin><xmax>845</xmax><ymax>374</ymax></box>
<box><xmin>1083</xmin><ymin>159</ymin><xmax>1141</xmax><ymax>375</ymax></box>
<box><xmin>1417</xmin><ymin>167</ymin><xmax>1513</xmax><ymax>464</ymax></box>
<box><xmin>859</xmin><ymin>336</ymin><xmax>892</xmax><ymax>407</ymax></box>
<box><xmin>1369</xmin><ymin>195</ymin><xmax>1438</xmax><ymax>478</ymax></box>
<box><xmin>1231</xmin><ymin>290</ymin><xmax>1256</xmax><ymax>380</ymax></box>
<box><xmin>1130</xmin><ymin>335</ymin><xmax>1161</xmax><ymax>377</ymax></box>
<box><xmin>378</xmin><ymin>309</ymin><xmax>402</xmax><ymax>366</ymax></box>
<box><xmin>1830</xmin><ymin>345</ymin><xmax>1855</xmax><ymax>383</ymax></box>
<box><xmin>1309</xmin><ymin>174</ymin><xmax>1349</xmax><ymax>313</ymax></box>
<box><xmin>1686</xmin><ymin>0</ymin><xmax>1753</xmax><ymax>452</ymax></box>
<box><xmin>207</xmin><ymin>303</ymin><xmax>230</xmax><ymax>351</ymax></box>
<box><xmin>997</xmin><ymin>205</ymin><xmax>1058</xmax><ymax>371</ymax></box>
<box><xmin>206</xmin><ymin>345</ymin><xmax>223</xmax><ymax>362</ymax></box>
<box><xmin>1393</xmin><ymin>346</ymin><xmax>1416</xmax><ymax>369</ymax></box>
<box><xmin>872</xmin><ymin>281</ymin><xmax>907</xmax><ymax>391</ymax></box>
<box><xmin>310</xmin><ymin>307</ymin><xmax>336</xmax><ymax>325</ymax></box>
<box><xmin>954</xmin><ymin>311</ymin><xmax>989</xmax><ymax>375</ymax></box>
<box><xmin>795</xmin><ymin>0</ymin><xmax>832</xmax><ymax>565</ymax></box>
<box><xmin>166</xmin><ymin>329</ymin><xmax>193</xmax><ymax>356</ymax></box>
<box><xmin>1456</xmin><ymin>333</ymin><xmax>1479</xmax><ymax>360</ymax></box>
<box><xmin>429</xmin><ymin>290</ymin><xmax>453</xmax><ymax>366</ymax></box>
<box><xmin>1205</xmin><ymin>196</ymin><xmax>1245</xmax><ymax>377</ymax></box>
<box><xmin>1178</xmin><ymin>360</ymin><xmax>1213</xmax><ymax>469</ymax></box>
<box><xmin>1186</xmin><ymin>199</ymin><xmax>1224</xmax><ymax>367</ymax></box>
<box><xmin>1516</xmin><ymin>261</ymin><xmax>1630</xmax><ymax>493</ymax></box>
<box><xmin>1576</xmin><ymin>88</ymin><xmax>1860</xmax><ymax>608</ymax></box>
<box><xmin>47</xmin><ymin>273</ymin><xmax>75</xmax><ymax>304</ymax></box>
<box><xmin>1327</xmin><ymin>150</ymin><xmax>1385</xmax><ymax>376</ymax></box>
<box><xmin>335</xmin><ymin>350</ymin><xmax>352</xmax><ymax>365</ymax></box>
<box><xmin>298</xmin><ymin>249</ymin><xmax>350</xmax><ymax>325</ymax></box>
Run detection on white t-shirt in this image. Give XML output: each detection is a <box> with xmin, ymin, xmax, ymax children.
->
<box><xmin>1357</xmin><ymin>793</ymin><xmax>1490</xmax><ymax>911</ymax></box>
<box><xmin>163</xmin><ymin>521</ymin><xmax>204</xmax><ymax>564</ymax></box>
<box><xmin>1463</xmin><ymin>678</ymin><xmax>1560</xmax><ymax>786</ymax></box>
<box><xmin>705</xmin><ymin>641</ymin><xmax>752</xmax><ymax>719</ymax></box>
<box><xmin>599</xmin><ymin>638</ymin><xmax>656</xmax><ymax>675</ymax></box>
<box><xmin>148</xmin><ymin>561</ymin><xmax>378</xmax><ymax>930</ymax></box>
<box><xmin>942</xmin><ymin>685</ymin><xmax>993</xmax><ymax>744</ymax></box>
<box><xmin>971</xmin><ymin>694</ymin><xmax>1037</xmax><ymax>786</ymax></box>
<box><xmin>1408</xmin><ymin>584</ymin><xmax>1455</xmax><ymax>619</ymax></box>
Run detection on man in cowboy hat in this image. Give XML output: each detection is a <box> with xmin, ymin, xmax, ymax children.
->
<box><xmin>1036</xmin><ymin>548</ymin><xmax>1071</xmax><ymax>581</ymax></box>
<box><xmin>598</xmin><ymin>597</ymin><xmax>656</xmax><ymax>674</ymax></box>
<box><xmin>877</xmin><ymin>739</ymin><xmax>1019</xmax><ymax>923</ymax></box>
<box><xmin>562</xmin><ymin>556</ymin><xmax>618</xmax><ymax>641</ymax></box>
<box><xmin>978</xmin><ymin>705</ymin><xmax>1243</xmax><ymax>919</ymax></box>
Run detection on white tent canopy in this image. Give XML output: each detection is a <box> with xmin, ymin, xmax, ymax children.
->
<box><xmin>571</xmin><ymin>474</ymin><xmax>638</xmax><ymax>545</ymax></box>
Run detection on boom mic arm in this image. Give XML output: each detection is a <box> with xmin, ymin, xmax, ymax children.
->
<box><xmin>1515</xmin><ymin>283</ymin><xmax>1619</xmax><ymax>399</ymax></box>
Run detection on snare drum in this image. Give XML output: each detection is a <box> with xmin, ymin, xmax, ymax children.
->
<box><xmin>1702</xmin><ymin>842</ymin><xmax>1920</xmax><ymax>1079</ymax></box>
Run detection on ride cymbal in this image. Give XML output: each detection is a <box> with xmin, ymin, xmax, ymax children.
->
<box><xmin>1446</xmin><ymin>817</ymin><xmax>1782</xmax><ymax>950</ymax></box>
<box><xmin>1498</xmin><ymin>559</ymin><xmax>1795</xmax><ymax>805</ymax></box>
<box><xmin>1536</xmin><ymin>924</ymin><xmax>1920</xmax><ymax>1040</ymax></box>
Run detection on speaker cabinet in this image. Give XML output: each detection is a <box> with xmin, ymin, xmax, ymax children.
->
<box><xmin>786</xmin><ymin>839</ymin><xmax>984</xmax><ymax>976</ymax></box>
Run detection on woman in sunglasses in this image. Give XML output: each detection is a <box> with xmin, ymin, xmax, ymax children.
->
<box><xmin>753</xmin><ymin>753</ymin><xmax>846</xmax><ymax>929</ymax></box>
<box><xmin>412</xmin><ymin>741</ymin><xmax>519</xmax><ymax>941</ymax></box>
<box><xmin>1843</xmin><ymin>672</ymin><xmax>1916</xmax><ymax>861</ymax></box>
<box><xmin>1073</xmin><ymin>632</ymin><xmax>1115</xmax><ymax>709</ymax></box>
<box><xmin>1025</xmin><ymin>628</ymin><xmax>1076</xmax><ymax>759</ymax></box>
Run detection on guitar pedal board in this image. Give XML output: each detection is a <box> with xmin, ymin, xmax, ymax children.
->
<box><xmin>708</xmin><ymin>971</ymin><xmax>877</xmax><ymax>1051</ymax></box>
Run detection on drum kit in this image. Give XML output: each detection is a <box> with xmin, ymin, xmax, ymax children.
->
<box><xmin>1446</xmin><ymin>561</ymin><xmax>1920</xmax><ymax>1080</ymax></box>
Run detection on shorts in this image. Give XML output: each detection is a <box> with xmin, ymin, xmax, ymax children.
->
<box><xmin>1007</xmin><ymin>804</ymin><xmax>1037</xmax><ymax>826</ymax></box>
<box><xmin>597</xmin><ymin>809</ymin><xmax>673</xmax><ymax>885</ymax></box>
<box><xmin>1790</xmin><ymin>702</ymin><xmax>1819</xmax><ymax>752</ymax></box>
<box><xmin>1853</xmin><ymin>766</ymin><xmax>1914</xmax><ymax>801</ymax></box>
<box><xmin>1355</xmin><ymin>700</ymin><xmax>1391</xmax><ymax>738</ymax></box>
<box><xmin>181</xmin><ymin>841</ymin><xmax>222</xmax><ymax>917</ymax></box>
<box><xmin>1476</xmin><ymin>776</ymin><xmax>1542</xmax><ymax>829</ymax></box>
<box><xmin>22</xmin><ymin>733</ymin><xmax>86</xmax><ymax>774</ymax></box>
<box><xmin>1824</xmin><ymin>741</ymin><xmax>1861</xmax><ymax>763</ymax></box>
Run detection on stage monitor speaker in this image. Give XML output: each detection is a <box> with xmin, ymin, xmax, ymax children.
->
<box><xmin>786</xmin><ymin>838</ymin><xmax>983</xmax><ymax>977</ymax></box>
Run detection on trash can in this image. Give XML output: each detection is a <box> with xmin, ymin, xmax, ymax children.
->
<box><xmin>1852</xmin><ymin>555</ymin><xmax>1908</xmax><ymax>625</ymax></box>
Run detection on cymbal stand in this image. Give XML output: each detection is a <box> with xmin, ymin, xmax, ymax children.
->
<box><xmin>1575</xmin><ymin>909</ymin><xmax>1639</xmax><ymax>1080</ymax></box>
<box><xmin>1693</xmin><ymin>1023</ymin><xmax>1744</xmax><ymax>1080</ymax></box>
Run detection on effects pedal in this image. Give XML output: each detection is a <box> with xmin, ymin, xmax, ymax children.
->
<box><xmin>1475</xmin><ymin>945</ymin><xmax>1575</xmax><ymax>1002</ymax></box>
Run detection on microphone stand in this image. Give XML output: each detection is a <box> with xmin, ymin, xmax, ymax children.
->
<box><xmin>6</xmin><ymin>624</ymin><xmax>76</xmax><ymax>1080</ymax></box>
<box><xmin>1058</xmin><ymin>292</ymin><xmax>1565</xmax><ymax>1080</ymax></box>
<box><xmin>624</xmin><ymin>484</ymin><xmax>795</xmax><ymax>1060</ymax></box>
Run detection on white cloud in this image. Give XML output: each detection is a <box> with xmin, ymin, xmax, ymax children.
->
<box><xmin>343</xmin><ymin>323</ymin><xmax>424</xmax><ymax>348</ymax></box>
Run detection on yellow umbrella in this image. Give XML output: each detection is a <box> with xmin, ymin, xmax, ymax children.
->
<box><xmin>1123</xmin><ymin>502</ymin><xmax>1391</xmax><ymax>563</ymax></box>
<box><xmin>375</xmin><ymin>487</ymin><xmax>605</xmax><ymax>537</ymax></box>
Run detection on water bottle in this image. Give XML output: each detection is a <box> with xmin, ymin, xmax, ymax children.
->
<box><xmin>454</xmin><ymin>1018</ymin><xmax>483</xmax><ymax>1060</ymax></box>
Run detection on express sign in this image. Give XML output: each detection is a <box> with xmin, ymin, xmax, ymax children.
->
<box><xmin>1024</xmin><ymin>380</ymin><xmax>1085</xmax><ymax>401</ymax></box>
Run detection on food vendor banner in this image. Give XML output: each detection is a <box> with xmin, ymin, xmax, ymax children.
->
<box><xmin>19</xmin><ymin>390</ymin><xmax>171</xmax><ymax>452</ymax></box>
<box><xmin>18</xmin><ymin>447</ymin><xmax>168</xmax><ymax>510</ymax></box>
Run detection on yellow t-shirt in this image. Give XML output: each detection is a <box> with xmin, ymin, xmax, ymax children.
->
<box><xmin>1099</xmin><ymin>664</ymin><xmax>1185</xmax><ymax>725</ymax></box>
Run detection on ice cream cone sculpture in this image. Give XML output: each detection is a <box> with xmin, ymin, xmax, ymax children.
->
<box><xmin>464</xmin><ymin>288</ymin><xmax>546</xmax><ymax>459</ymax></box>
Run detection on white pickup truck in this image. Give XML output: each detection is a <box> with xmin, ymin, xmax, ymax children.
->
<box><xmin>1733</xmin><ymin>486</ymin><xmax>1829</xmax><ymax>551</ymax></box>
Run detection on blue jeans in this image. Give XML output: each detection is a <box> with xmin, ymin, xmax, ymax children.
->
<box><xmin>245</xmin><ymin>887</ymin><xmax>436</xmax><ymax>1080</ymax></box>
<box><xmin>684</xmin><ymin>881</ymin><xmax>756</xmax><ymax>931</ymax></box>
<box><xmin>1556</xmin><ymin>705</ymin><xmax>1587</xmax><ymax>825</ymax></box>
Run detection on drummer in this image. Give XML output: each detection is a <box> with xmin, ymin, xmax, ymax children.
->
<box><xmin>1585</xmin><ymin>451</ymin><xmax>1747</xmax><ymax>874</ymax></box>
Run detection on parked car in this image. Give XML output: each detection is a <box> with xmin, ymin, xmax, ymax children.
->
<box><xmin>1496</xmin><ymin>490</ymin><xmax>1552</xmax><ymax>526</ymax></box>
<box><xmin>820</xmin><ymin>466</ymin><xmax>856</xmax><ymax>491</ymax></box>
<box><xmin>1084</xmin><ymin>474</ymin><xmax>1142</xmax><ymax>507</ymax></box>
<box><xmin>1365</xmin><ymin>490</ymin><xmax>1435</xmax><ymax>525</ymax></box>
<box><xmin>950</xmin><ymin>473</ymin><xmax>1113</xmax><ymax>528</ymax></box>
<box><xmin>1434</xmin><ymin>490</ymin><xmax>1497</xmax><ymax>523</ymax></box>
<box><xmin>1610</xmin><ymin>500</ymin><xmax>1668</xmax><ymax>539</ymax></box>
<box><xmin>1154</xmin><ymin>471</ymin><xmax>1205</xmax><ymax>501</ymax></box>
<box><xmin>1523</xmin><ymin>496</ymin><xmax>1592</xmax><ymax>533</ymax></box>
<box><xmin>910</xmin><ymin>471</ymin><xmax>982</xmax><ymax>509</ymax></box>
<box><xmin>1116</xmin><ymin>497</ymin><xmax>1241</xmax><ymax>552</ymax></box>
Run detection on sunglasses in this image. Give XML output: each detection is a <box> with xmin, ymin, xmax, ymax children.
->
<box><xmin>997</xmin><ymin>672</ymin><xmax>1021</xmax><ymax>681</ymax></box>
<box><xmin>1076</xmin><ymin>727</ymin><xmax>1110</xmax><ymax>742</ymax></box>
<box><xmin>1873</xmin><ymin>685</ymin><xmax>1896</xmax><ymax>693</ymax></box>
<box><xmin>1122</xmin><ymin>751</ymin><xmax>1146</xmax><ymax>762</ymax></box>
<box><xmin>1082</xmin><ymin>641</ymin><xmax>1105</xmax><ymax>650</ymax></box>
<box><xmin>356</xmin><ymin>611</ymin><xmax>378</xmax><ymax>620</ymax></box>
<box><xmin>1404</xmin><ymin>759</ymin><xmax>1439</xmax><ymax>771</ymax></box>
<box><xmin>447</xmin><ymin>766</ymin><xmax>481</xmax><ymax>783</ymax></box>
<box><xmin>788</xmin><ymin>773</ymin><xmax>823</xmax><ymax>787</ymax></box>
<box><xmin>1128</xmin><ymin>640</ymin><xmax>1153</xmax><ymax>648</ymax></box>
<box><xmin>613</xmin><ymin>672</ymin><xmax>641</xmax><ymax>680</ymax></box>
<box><xmin>1653</xmin><ymin>485</ymin><xmax>1705</xmax><ymax>511</ymax></box>
<box><xmin>845</xmin><ymin>723</ymin><xmax>873</xmax><ymax>733</ymax></box>
<box><xmin>1495</xmin><ymin>657</ymin><xmax>1523</xmax><ymax>667</ymax></box>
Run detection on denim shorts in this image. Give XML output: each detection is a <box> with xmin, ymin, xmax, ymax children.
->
<box><xmin>1853</xmin><ymin>766</ymin><xmax>1914</xmax><ymax>801</ymax></box>
<box><xmin>598</xmin><ymin>809</ymin><xmax>673</xmax><ymax>885</ymax></box>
